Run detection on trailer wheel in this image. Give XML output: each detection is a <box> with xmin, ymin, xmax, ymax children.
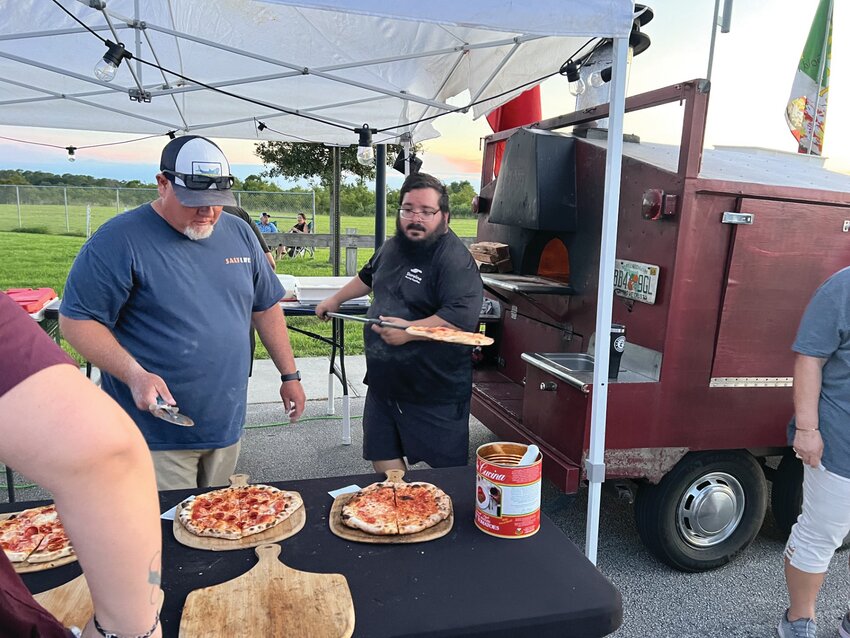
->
<box><xmin>634</xmin><ymin>451</ymin><xmax>767</xmax><ymax>572</ymax></box>
<box><xmin>771</xmin><ymin>449</ymin><xmax>803</xmax><ymax>537</ymax></box>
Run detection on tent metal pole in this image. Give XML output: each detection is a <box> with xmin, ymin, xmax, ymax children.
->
<box><xmin>375</xmin><ymin>144</ymin><xmax>387</xmax><ymax>249</ymax></box>
<box><xmin>585</xmin><ymin>35</ymin><xmax>629</xmax><ymax>566</ymax></box>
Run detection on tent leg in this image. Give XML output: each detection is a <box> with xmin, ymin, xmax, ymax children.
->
<box><xmin>585</xmin><ymin>35</ymin><xmax>629</xmax><ymax>567</ymax></box>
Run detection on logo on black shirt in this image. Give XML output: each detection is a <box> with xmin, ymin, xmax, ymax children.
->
<box><xmin>405</xmin><ymin>268</ymin><xmax>423</xmax><ymax>284</ymax></box>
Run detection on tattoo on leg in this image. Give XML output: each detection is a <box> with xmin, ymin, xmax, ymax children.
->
<box><xmin>149</xmin><ymin>552</ymin><xmax>162</xmax><ymax>604</ymax></box>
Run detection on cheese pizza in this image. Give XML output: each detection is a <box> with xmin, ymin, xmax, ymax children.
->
<box><xmin>341</xmin><ymin>480</ymin><xmax>451</xmax><ymax>536</ymax></box>
<box><xmin>404</xmin><ymin>325</ymin><xmax>494</xmax><ymax>346</ymax></box>
<box><xmin>178</xmin><ymin>484</ymin><xmax>302</xmax><ymax>540</ymax></box>
<box><xmin>0</xmin><ymin>504</ymin><xmax>74</xmax><ymax>565</ymax></box>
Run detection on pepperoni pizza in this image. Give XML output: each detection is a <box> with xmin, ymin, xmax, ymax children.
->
<box><xmin>178</xmin><ymin>484</ymin><xmax>302</xmax><ymax>540</ymax></box>
<box><xmin>0</xmin><ymin>504</ymin><xmax>74</xmax><ymax>565</ymax></box>
<box><xmin>341</xmin><ymin>480</ymin><xmax>451</xmax><ymax>536</ymax></box>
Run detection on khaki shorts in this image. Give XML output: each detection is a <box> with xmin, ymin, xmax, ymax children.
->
<box><xmin>785</xmin><ymin>464</ymin><xmax>850</xmax><ymax>573</ymax></box>
<box><xmin>150</xmin><ymin>441</ymin><xmax>242</xmax><ymax>491</ymax></box>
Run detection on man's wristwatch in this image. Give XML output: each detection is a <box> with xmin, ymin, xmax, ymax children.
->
<box><xmin>280</xmin><ymin>370</ymin><xmax>302</xmax><ymax>383</ymax></box>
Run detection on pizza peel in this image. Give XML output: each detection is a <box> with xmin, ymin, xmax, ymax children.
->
<box><xmin>32</xmin><ymin>575</ymin><xmax>164</xmax><ymax>633</ymax></box>
<box><xmin>179</xmin><ymin>543</ymin><xmax>354</xmax><ymax>638</ymax></box>
<box><xmin>325</xmin><ymin>312</ymin><xmax>493</xmax><ymax>346</ymax></box>
<box><xmin>329</xmin><ymin>469</ymin><xmax>454</xmax><ymax>544</ymax></box>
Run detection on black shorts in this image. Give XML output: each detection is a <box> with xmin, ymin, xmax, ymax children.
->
<box><xmin>362</xmin><ymin>391</ymin><xmax>470</xmax><ymax>467</ymax></box>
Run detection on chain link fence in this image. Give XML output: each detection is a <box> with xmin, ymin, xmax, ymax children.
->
<box><xmin>0</xmin><ymin>185</ymin><xmax>315</xmax><ymax>236</ymax></box>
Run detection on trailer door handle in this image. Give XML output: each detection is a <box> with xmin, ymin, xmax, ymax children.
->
<box><xmin>539</xmin><ymin>381</ymin><xmax>558</xmax><ymax>391</ymax></box>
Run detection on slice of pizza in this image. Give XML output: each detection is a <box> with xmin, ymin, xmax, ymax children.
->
<box><xmin>239</xmin><ymin>485</ymin><xmax>302</xmax><ymax>538</ymax></box>
<box><xmin>394</xmin><ymin>482</ymin><xmax>452</xmax><ymax>535</ymax></box>
<box><xmin>341</xmin><ymin>483</ymin><xmax>399</xmax><ymax>535</ymax></box>
<box><xmin>178</xmin><ymin>488</ymin><xmax>243</xmax><ymax>540</ymax></box>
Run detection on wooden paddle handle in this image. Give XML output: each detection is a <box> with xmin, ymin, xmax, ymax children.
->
<box><xmin>254</xmin><ymin>544</ymin><xmax>281</xmax><ymax>562</ymax></box>
<box><xmin>385</xmin><ymin>469</ymin><xmax>405</xmax><ymax>483</ymax></box>
<box><xmin>229</xmin><ymin>474</ymin><xmax>250</xmax><ymax>487</ymax></box>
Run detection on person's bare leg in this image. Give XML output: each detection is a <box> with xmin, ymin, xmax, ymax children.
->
<box><xmin>373</xmin><ymin>458</ymin><xmax>406</xmax><ymax>473</ymax></box>
<box><xmin>785</xmin><ymin>558</ymin><xmax>825</xmax><ymax>620</ymax></box>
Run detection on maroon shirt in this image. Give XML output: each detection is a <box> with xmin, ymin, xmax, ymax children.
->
<box><xmin>0</xmin><ymin>292</ymin><xmax>75</xmax><ymax>637</ymax></box>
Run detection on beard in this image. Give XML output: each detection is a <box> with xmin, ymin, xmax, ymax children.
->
<box><xmin>395</xmin><ymin>215</ymin><xmax>447</xmax><ymax>254</ymax></box>
<box><xmin>183</xmin><ymin>224</ymin><xmax>215</xmax><ymax>241</ymax></box>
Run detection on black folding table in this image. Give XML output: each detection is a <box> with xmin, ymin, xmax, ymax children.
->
<box><xmin>14</xmin><ymin>466</ymin><xmax>622</xmax><ymax>637</ymax></box>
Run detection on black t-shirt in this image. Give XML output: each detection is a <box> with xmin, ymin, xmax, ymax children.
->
<box><xmin>359</xmin><ymin>229</ymin><xmax>483</xmax><ymax>403</ymax></box>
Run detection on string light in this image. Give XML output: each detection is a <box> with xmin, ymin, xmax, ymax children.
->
<box><xmin>66</xmin><ymin>146</ymin><xmax>76</xmax><ymax>162</ymax></box>
<box><xmin>93</xmin><ymin>40</ymin><xmax>131</xmax><ymax>83</ymax></box>
<box><xmin>356</xmin><ymin>124</ymin><xmax>376</xmax><ymax>167</ymax></box>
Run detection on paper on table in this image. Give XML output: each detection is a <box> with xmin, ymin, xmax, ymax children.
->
<box><xmin>161</xmin><ymin>505</ymin><xmax>178</xmax><ymax>521</ymax></box>
<box><xmin>328</xmin><ymin>485</ymin><xmax>361</xmax><ymax>499</ymax></box>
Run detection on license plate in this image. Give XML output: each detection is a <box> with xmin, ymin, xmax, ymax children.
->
<box><xmin>613</xmin><ymin>259</ymin><xmax>659</xmax><ymax>304</ymax></box>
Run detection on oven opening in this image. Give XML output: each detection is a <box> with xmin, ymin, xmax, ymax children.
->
<box><xmin>537</xmin><ymin>238</ymin><xmax>569</xmax><ymax>282</ymax></box>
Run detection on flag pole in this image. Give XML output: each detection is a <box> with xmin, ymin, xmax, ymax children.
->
<box><xmin>806</xmin><ymin>0</ymin><xmax>833</xmax><ymax>154</ymax></box>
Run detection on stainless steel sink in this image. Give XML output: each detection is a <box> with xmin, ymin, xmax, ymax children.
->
<box><xmin>540</xmin><ymin>353</ymin><xmax>594</xmax><ymax>372</ymax></box>
<box><xmin>521</xmin><ymin>352</ymin><xmax>596</xmax><ymax>391</ymax></box>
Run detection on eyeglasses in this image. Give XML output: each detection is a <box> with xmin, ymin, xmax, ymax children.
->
<box><xmin>163</xmin><ymin>170</ymin><xmax>234</xmax><ymax>191</ymax></box>
<box><xmin>399</xmin><ymin>207</ymin><xmax>440</xmax><ymax>220</ymax></box>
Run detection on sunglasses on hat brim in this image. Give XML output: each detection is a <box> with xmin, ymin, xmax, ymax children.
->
<box><xmin>163</xmin><ymin>169</ymin><xmax>234</xmax><ymax>191</ymax></box>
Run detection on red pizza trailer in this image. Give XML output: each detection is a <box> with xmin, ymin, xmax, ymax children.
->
<box><xmin>472</xmin><ymin>79</ymin><xmax>850</xmax><ymax>571</ymax></box>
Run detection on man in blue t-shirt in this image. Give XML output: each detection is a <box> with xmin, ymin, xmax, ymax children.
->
<box><xmin>60</xmin><ymin>135</ymin><xmax>306</xmax><ymax>490</ymax></box>
<box><xmin>256</xmin><ymin>212</ymin><xmax>278</xmax><ymax>233</ymax></box>
<box><xmin>778</xmin><ymin>266</ymin><xmax>850</xmax><ymax>638</ymax></box>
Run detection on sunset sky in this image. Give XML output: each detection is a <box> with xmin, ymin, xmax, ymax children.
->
<box><xmin>1</xmin><ymin>0</ymin><xmax>846</xmax><ymax>189</ymax></box>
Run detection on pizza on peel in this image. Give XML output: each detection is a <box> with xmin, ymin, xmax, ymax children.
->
<box><xmin>404</xmin><ymin>325</ymin><xmax>494</xmax><ymax>346</ymax></box>
<box><xmin>178</xmin><ymin>484</ymin><xmax>302</xmax><ymax>540</ymax></box>
<box><xmin>0</xmin><ymin>504</ymin><xmax>74</xmax><ymax>565</ymax></box>
<box><xmin>341</xmin><ymin>480</ymin><xmax>452</xmax><ymax>536</ymax></box>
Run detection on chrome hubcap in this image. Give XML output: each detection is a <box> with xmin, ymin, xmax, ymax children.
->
<box><xmin>676</xmin><ymin>472</ymin><xmax>745</xmax><ymax>547</ymax></box>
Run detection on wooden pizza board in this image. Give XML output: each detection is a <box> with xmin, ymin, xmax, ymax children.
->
<box><xmin>329</xmin><ymin>469</ymin><xmax>454</xmax><ymax>544</ymax></box>
<box><xmin>33</xmin><ymin>574</ymin><xmax>92</xmax><ymax>629</ymax></box>
<box><xmin>32</xmin><ymin>575</ymin><xmax>164</xmax><ymax>632</ymax></box>
<box><xmin>173</xmin><ymin>474</ymin><xmax>306</xmax><ymax>551</ymax></box>
<box><xmin>179</xmin><ymin>543</ymin><xmax>354</xmax><ymax>638</ymax></box>
<box><xmin>0</xmin><ymin>510</ymin><xmax>78</xmax><ymax>573</ymax></box>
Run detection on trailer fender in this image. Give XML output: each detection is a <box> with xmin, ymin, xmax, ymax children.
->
<box><xmin>594</xmin><ymin>447</ymin><xmax>690</xmax><ymax>483</ymax></box>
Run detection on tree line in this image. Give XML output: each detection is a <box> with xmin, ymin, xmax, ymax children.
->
<box><xmin>0</xmin><ymin>169</ymin><xmax>478</xmax><ymax>218</ymax></box>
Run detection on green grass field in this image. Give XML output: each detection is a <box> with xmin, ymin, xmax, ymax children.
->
<box><xmin>0</xmin><ymin>214</ymin><xmax>478</xmax><ymax>360</ymax></box>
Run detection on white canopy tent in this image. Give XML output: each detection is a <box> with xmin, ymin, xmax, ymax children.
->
<box><xmin>0</xmin><ymin>0</ymin><xmax>634</xmax><ymax>564</ymax></box>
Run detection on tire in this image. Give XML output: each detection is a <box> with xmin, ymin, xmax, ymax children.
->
<box><xmin>771</xmin><ymin>449</ymin><xmax>803</xmax><ymax>537</ymax></box>
<box><xmin>634</xmin><ymin>451</ymin><xmax>768</xmax><ymax>572</ymax></box>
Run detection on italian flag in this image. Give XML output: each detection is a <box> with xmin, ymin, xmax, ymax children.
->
<box><xmin>785</xmin><ymin>0</ymin><xmax>833</xmax><ymax>155</ymax></box>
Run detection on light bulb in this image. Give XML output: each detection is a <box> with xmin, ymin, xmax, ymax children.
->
<box><xmin>66</xmin><ymin>147</ymin><xmax>76</xmax><ymax>162</ymax></box>
<box><xmin>93</xmin><ymin>41</ymin><xmax>127</xmax><ymax>83</ymax></box>
<box><xmin>68</xmin><ymin>155</ymin><xmax>76</xmax><ymax>163</ymax></box>
<box><xmin>356</xmin><ymin>145</ymin><xmax>375</xmax><ymax>167</ymax></box>
<box><xmin>589</xmin><ymin>72</ymin><xmax>606</xmax><ymax>88</ymax></box>
<box><xmin>568</xmin><ymin>76</ymin><xmax>586</xmax><ymax>96</ymax></box>
<box><xmin>355</xmin><ymin>123</ymin><xmax>374</xmax><ymax>166</ymax></box>
<box><xmin>94</xmin><ymin>58</ymin><xmax>119</xmax><ymax>82</ymax></box>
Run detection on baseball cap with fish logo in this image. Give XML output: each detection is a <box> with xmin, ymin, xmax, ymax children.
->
<box><xmin>160</xmin><ymin>135</ymin><xmax>237</xmax><ymax>207</ymax></box>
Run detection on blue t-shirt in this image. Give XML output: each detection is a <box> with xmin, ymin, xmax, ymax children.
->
<box><xmin>61</xmin><ymin>204</ymin><xmax>284</xmax><ymax>451</ymax></box>
<box><xmin>790</xmin><ymin>266</ymin><xmax>850</xmax><ymax>478</ymax></box>
<box><xmin>256</xmin><ymin>221</ymin><xmax>278</xmax><ymax>233</ymax></box>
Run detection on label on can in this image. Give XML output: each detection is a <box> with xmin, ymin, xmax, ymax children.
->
<box><xmin>474</xmin><ymin>442</ymin><xmax>542</xmax><ymax>539</ymax></box>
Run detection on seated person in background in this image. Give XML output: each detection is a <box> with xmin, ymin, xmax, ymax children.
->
<box><xmin>224</xmin><ymin>205</ymin><xmax>275</xmax><ymax>271</ymax></box>
<box><xmin>0</xmin><ymin>292</ymin><xmax>163</xmax><ymax>638</ymax></box>
<box><xmin>255</xmin><ymin>212</ymin><xmax>278</xmax><ymax>234</ymax></box>
<box><xmin>276</xmin><ymin>213</ymin><xmax>311</xmax><ymax>259</ymax></box>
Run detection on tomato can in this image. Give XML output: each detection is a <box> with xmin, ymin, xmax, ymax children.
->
<box><xmin>474</xmin><ymin>442</ymin><xmax>542</xmax><ymax>538</ymax></box>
